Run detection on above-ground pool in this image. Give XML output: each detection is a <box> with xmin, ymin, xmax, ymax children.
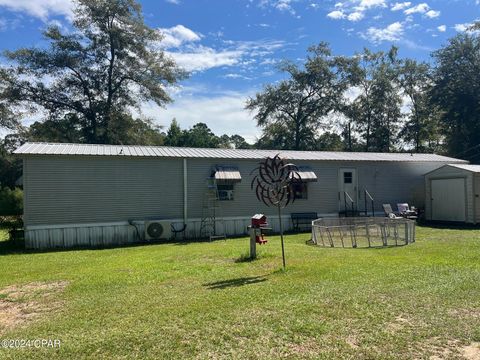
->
<box><xmin>311</xmin><ymin>217</ymin><xmax>415</xmax><ymax>248</ymax></box>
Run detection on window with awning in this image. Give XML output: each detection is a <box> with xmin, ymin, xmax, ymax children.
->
<box><xmin>290</xmin><ymin>166</ymin><xmax>317</xmax><ymax>199</ymax></box>
<box><xmin>213</xmin><ymin>166</ymin><xmax>241</xmax><ymax>201</ymax></box>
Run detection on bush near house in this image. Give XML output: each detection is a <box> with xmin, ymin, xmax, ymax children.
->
<box><xmin>0</xmin><ymin>187</ymin><xmax>22</xmax><ymax>216</ymax></box>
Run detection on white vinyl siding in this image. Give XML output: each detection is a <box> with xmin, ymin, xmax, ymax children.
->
<box><xmin>23</xmin><ymin>156</ymin><xmax>184</xmax><ymax>226</ymax></box>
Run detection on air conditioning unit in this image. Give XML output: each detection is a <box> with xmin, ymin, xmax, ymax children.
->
<box><xmin>144</xmin><ymin>220</ymin><xmax>172</xmax><ymax>241</ymax></box>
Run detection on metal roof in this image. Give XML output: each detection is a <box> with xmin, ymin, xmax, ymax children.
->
<box><xmin>13</xmin><ymin>142</ymin><xmax>467</xmax><ymax>163</ymax></box>
<box><xmin>446</xmin><ymin>164</ymin><xmax>480</xmax><ymax>173</ymax></box>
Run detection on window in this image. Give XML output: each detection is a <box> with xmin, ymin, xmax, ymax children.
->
<box><xmin>291</xmin><ymin>182</ymin><xmax>308</xmax><ymax>200</ymax></box>
<box><xmin>343</xmin><ymin>172</ymin><xmax>353</xmax><ymax>184</ymax></box>
<box><xmin>217</xmin><ymin>183</ymin><xmax>235</xmax><ymax>201</ymax></box>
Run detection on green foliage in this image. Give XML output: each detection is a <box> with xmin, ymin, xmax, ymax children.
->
<box><xmin>0</xmin><ymin>138</ymin><xmax>22</xmax><ymax>189</ymax></box>
<box><xmin>343</xmin><ymin>47</ymin><xmax>403</xmax><ymax>152</ymax></box>
<box><xmin>398</xmin><ymin>59</ymin><xmax>443</xmax><ymax>153</ymax></box>
<box><xmin>431</xmin><ymin>32</ymin><xmax>480</xmax><ymax>162</ymax></box>
<box><xmin>164</xmin><ymin>120</ymin><xmax>251</xmax><ymax>149</ymax></box>
<box><xmin>1</xmin><ymin>0</ymin><xmax>184</xmax><ymax>145</ymax></box>
<box><xmin>164</xmin><ymin>118</ymin><xmax>183</xmax><ymax>146</ymax></box>
<box><xmin>316</xmin><ymin>132</ymin><xmax>344</xmax><ymax>151</ymax></box>
<box><xmin>0</xmin><ymin>187</ymin><xmax>23</xmax><ymax>216</ymax></box>
<box><xmin>246</xmin><ymin>43</ymin><xmax>350</xmax><ymax>150</ymax></box>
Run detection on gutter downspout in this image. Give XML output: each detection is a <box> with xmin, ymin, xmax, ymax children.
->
<box><xmin>183</xmin><ymin>158</ymin><xmax>188</xmax><ymax>234</ymax></box>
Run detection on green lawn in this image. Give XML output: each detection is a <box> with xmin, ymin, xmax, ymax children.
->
<box><xmin>0</xmin><ymin>226</ymin><xmax>480</xmax><ymax>359</ymax></box>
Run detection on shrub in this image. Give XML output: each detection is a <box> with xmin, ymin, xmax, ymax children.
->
<box><xmin>0</xmin><ymin>187</ymin><xmax>23</xmax><ymax>216</ymax></box>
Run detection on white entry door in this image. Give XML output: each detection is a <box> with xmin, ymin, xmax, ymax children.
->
<box><xmin>339</xmin><ymin>168</ymin><xmax>357</xmax><ymax>211</ymax></box>
<box><xmin>431</xmin><ymin>178</ymin><xmax>466</xmax><ymax>222</ymax></box>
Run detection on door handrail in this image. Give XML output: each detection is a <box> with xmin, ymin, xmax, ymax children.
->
<box><xmin>364</xmin><ymin>188</ymin><xmax>374</xmax><ymax>217</ymax></box>
<box><xmin>344</xmin><ymin>191</ymin><xmax>355</xmax><ymax>217</ymax></box>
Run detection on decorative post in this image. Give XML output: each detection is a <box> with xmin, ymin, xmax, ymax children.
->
<box><xmin>250</xmin><ymin>154</ymin><xmax>301</xmax><ymax>270</ymax></box>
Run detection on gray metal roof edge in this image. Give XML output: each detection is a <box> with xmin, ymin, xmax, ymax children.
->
<box><xmin>446</xmin><ymin>163</ymin><xmax>480</xmax><ymax>173</ymax></box>
<box><xmin>13</xmin><ymin>142</ymin><xmax>468</xmax><ymax>163</ymax></box>
<box><xmin>422</xmin><ymin>163</ymin><xmax>480</xmax><ymax>176</ymax></box>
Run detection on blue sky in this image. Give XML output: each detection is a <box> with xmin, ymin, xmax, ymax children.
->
<box><xmin>0</xmin><ymin>0</ymin><xmax>479</xmax><ymax>142</ymax></box>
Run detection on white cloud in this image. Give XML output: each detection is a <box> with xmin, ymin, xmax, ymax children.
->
<box><xmin>0</xmin><ymin>0</ymin><xmax>73</xmax><ymax>21</ymax></box>
<box><xmin>347</xmin><ymin>11</ymin><xmax>364</xmax><ymax>21</ymax></box>
<box><xmin>166</xmin><ymin>38</ymin><xmax>286</xmax><ymax>73</ymax></box>
<box><xmin>391</xmin><ymin>2</ymin><xmax>411</xmax><ymax>11</ymax></box>
<box><xmin>276</xmin><ymin>0</ymin><xmax>295</xmax><ymax>13</ymax></box>
<box><xmin>258</xmin><ymin>0</ymin><xmax>298</xmax><ymax>16</ymax></box>
<box><xmin>159</xmin><ymin>25</ymin><xmax>202</xmax><ymax>48</ymax></box>
<box><xmin>329</xmin><ymin>0</ymin><xmax>385</xmax><ymax>22</ymax></box>
<box><xmin>356</xmin><ymin>0</ymin><xmax>386</xmax><ymax>10</ymax></box>
<box><xmin>168</xmin><ymin>47</ymin><xmax>243</xmax><ymax>72</ymax></box>
<box><xmin>437</xmin><ymin>25</ymin><xmax>446</xmax><ymax>32</ymax></box>
<box><xmin>363</xmin><ymin>21</ymin><xmax>404</xmax><ymax>43</ymax></box>
<box><xmin>425</xmin><ymin>10</ymin><xmax>440</xmax><ymax>18</ymax></box>
<box><xmin>223</xmin><ymin>73</ymin><xmax>252</xmax><ymax>80</ymax></box>
<box><xmin>404</xmin><ymin>3</ymin><xmax>429</xmax><ymax>15</ymax></box>
<box><xmin>143</xmin><ymin>92</ymin><xmax>259</xmax><ymax>143</ymax></box>
<box><xmin>165</xmin><ymin>0</ymin><xmax>180</xmax><ymax>4</ymax></box>
<box><xmin>327</xmin><ymin>10</ymin><xmax>346</xmax><ymax>19</ymax></box>
<box><xmin>454</xmin><ymin>21</ymin><xmax>479</xmax><ymax>33</ymax></box>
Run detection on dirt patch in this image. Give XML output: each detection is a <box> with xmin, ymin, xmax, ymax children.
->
<box><xmin>0</xmin><ymin>280</ymin><xmax>68</xmax><ymax>334</ymax></box>
<box><xmin>386</xmin><ymin>315</ymin><xmax>420</xmax><ymax>333</ymax></box>
<box><xmin>462</xmin><ymin>342</ymin><xmax>480</xmax><ymax>360</ymax></box>
<box><xmin>284</xmin><ymin>339</ymin><xmax>322</xmax><ymax>357</ymax></box>
<box><xmin>345</xmin><ymin>334</ymin><xmax>359</xmax><ymax>349</ymax></box>
<box><xmin>448</xmin><ymin>308</ymin><xmax>480</xmax><ymax>320</ymax></box>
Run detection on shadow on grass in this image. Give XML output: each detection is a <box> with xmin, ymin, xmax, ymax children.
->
<box><xmin>204</xmin><ymin>276</ymin><xmax>267</xmax><ymax>290</ymax></box>
<box><xmin>419</xmin><ymin>221</ymin><xmax>480</xmax><ymax>230</ymax></box>
<box><xmin>0</xmin><ymin>238</ymin><xmax>200</xmax><ymax>256</ymax></box>
<box><xmin>0</xmin><ymin>238</ymin><xmax>25</xmax><ymax>254</ymax></box>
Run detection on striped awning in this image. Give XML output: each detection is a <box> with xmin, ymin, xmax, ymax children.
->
<box><xmin>296</xmin><ymin>166</ymin><xmax>318</xmax><ymax>182</ymax></box>
<box><xmin>214</xmin><ymin>166</ymin><xmax>242</xmax><ymax>182</ymax></box>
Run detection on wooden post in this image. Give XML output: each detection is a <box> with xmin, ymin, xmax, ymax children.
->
<box><xmin>278</xmin><ymin>206</ymin><xmax>286</xmax><ymax>270</ymax></box>
<box><xmin>248</xmin><ymin>226</ymin><xmax>257</xmax><ymax>259</ymax></box>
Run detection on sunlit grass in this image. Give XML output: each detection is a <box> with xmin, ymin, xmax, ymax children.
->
<box><xmin>0</xmin><ymin>225</ymin><xmax>479</xmax><ymax>359</ymax></box>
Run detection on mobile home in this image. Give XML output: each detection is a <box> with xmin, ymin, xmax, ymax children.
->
<box><xmin>14</xmin><ymin>142</ymin><xmax>467</xmax><ymax>248</ymax></box>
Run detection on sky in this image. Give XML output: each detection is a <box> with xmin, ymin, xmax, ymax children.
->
<box><xmin>0</xmin><ymin>0</ymin><xmax>479</xmax><ymax>143</ymax></box>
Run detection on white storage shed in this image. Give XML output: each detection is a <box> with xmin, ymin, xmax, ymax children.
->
<box><xmin>425</xmin><ymin>164</ymin><xmax>480</xmax><ymax>223</ymax></box>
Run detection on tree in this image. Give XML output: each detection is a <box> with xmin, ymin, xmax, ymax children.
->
<box><xmin>1</xmin><ymin>0</ymin><xmax>184</xmax><ymax>145</ymax></box>
<box><xmin>246</xmin><ymin>43</ymin><xmax>349</xmax><ymax>150</ymax></box>
<box><xmin>217</xmin><ymin>134</ymin><xmax>232</xmax><ymax>149</ymax></box>
<box><xmin>229</xmin><ymin>134</ymin><xmax>251</xmax><ymax>149</ymax></box>
<box><xmin>164</xmin><ymin>119</ymin><xmax>184</xmax><ymax>147</ymax></box>
<box><xmin>430</xmin><ymin>29</ymin><xmax>480</xmax><ymax>162</ymax></box>
<box><xmin>344</xmin><ymin>47</ymin><xmax>403</xmax><ymax>152</ymax></box>
<box><xmin>398</xmin><ymin>59</ymin><xmax>442</xmax><ymax>152</ymax></box>
<box><xmin>183</xmin><ymin>123</ymin><xmax>220</xmax><ymax>148</ymax></box>
<box><xmin>316</xmin><ymin>132</ymin><xmax>344</xmax><ymax>151</ymax></box>
<box><xmin>0</xmin><ymin>69</ymin><xmax>19</xmax><ymax>131</ymax></box>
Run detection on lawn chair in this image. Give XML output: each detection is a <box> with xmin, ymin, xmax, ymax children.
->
<box><xmin>382</xmin><ymin>204</ymin><xmax>402</xmax><ymax>219</ymax></box>
<box><xmin>396</xmin><ymin>203</ymin><xmax>418</xmax><ymax>220</ymax></box>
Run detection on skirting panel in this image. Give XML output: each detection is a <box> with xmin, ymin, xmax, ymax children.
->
<box><xmin>24</xmin><ymin>214</ymin><xmax>325</xmax><ymax>249</ymax></box>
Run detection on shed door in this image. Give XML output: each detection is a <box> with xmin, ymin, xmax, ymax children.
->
<box><xmin>431</xmin><ymin>178</ymin><xmax>466</xmax><ymax>222</ymax></box>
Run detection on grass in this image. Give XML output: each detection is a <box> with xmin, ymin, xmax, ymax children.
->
<box><xmin>0</xmin><ymin>225</ymin><xmax>480</xmax><ymax>359</ymax></box>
